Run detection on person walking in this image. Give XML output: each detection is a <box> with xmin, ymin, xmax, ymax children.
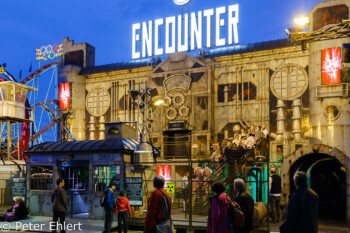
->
<box><xmin>244</xmin><ymin>133</ymin><xmax>256</xmax><ymax>149</ymax></box>
<box><xmin>181</xmin><ymin>173</ymin><xmax>189</xmax><ymax>212</ymax></box>
<box><xmin>144</xmin><ymin>176</ymin><xmax>172</xmax><ymax>233</ymax></box>
<box><xmin>269</xmin><ymin>167</ymin><xmax>281</xmax><ymax>223</ymax></box>
<box><xmin>51</xmin><ymin>178</ymin><xmax>68</xmax><ymax>233</ymax></box>
<box><xmin>234</xmin><ymin>179</ymin><xmax>254</xmax><ymax>233</ymax></box>
<box><xmin>104</xmin><ymin>182</ymin><xmax>116</xmax><ymax>233</ymax></box>
<box><xmin>207</xmin><ymin>181</ymin><xmax>233</xmax><ymax>233</ymax></box>
<box><xmin>210</xmin><ymin>147</ymin><xmax>221</xmax><ymax>169</ymax></box>
<box><xmin>261</xmin><ymin>124</ymin><xmax>269</xmax><ymax>138</ymax></box>
<box><xmin>280</xmin><ymin>171</ymin><xmax>319</xmax><ymax>233</ymax></box>
<box><xmin>115</xmin><ymin>190</ymin><xmax>132</xmax><ymax>233</ymax></box>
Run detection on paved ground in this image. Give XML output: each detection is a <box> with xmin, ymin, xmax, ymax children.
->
<box><xmin>0</xmin><ymin>210</ymin><xmax>348</xmax><ymax>233</ymax></box>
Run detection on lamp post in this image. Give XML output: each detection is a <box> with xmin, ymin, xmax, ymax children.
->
<box><xmin>129</xmin><ymin>81</ymin><xmax>161</xmax><ymax>164</ymax></box>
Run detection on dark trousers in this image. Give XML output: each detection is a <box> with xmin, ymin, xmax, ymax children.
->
<box><xmin>269</xmin><ymin>195</ymin><xmax>281</xmax><ymax>223</ymax></box>
<box><xmin>52</xmin><ymin>210</ymin><xmax>66</xmax><ymax>233</ymax></box>
<box><xmin>104</xmin><ymin>208</ymin><xmax>114</xmax><ymax>233</ymax></box>
<box><xmin>118</xmin><ymin>211</ymin><xmax>128</xmax><ymax>233</ymax></box>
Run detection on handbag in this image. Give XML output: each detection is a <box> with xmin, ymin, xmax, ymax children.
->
<box><xmin>156</xmin><ymin>191</ymin><xmax>176</xmax><ymax>233</ymax></box>
<box><xmin>156</xmin><ymin>219</ymin><xmax>176</xmax><ymax>233</ymax></box>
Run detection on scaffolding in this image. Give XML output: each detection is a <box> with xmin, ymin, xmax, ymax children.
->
<box><xmin>0</xmin><ymin>81</ymin><xmax>36</xmax><ymax>160</ymax></box>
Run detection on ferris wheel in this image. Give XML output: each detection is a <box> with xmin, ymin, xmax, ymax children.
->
<box><xmin>21</xmin><ymin>61</ymin><xmax>60</xmax><ymax>146</ymax></box>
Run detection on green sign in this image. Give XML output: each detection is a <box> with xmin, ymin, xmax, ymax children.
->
<box><xmin>166</xmin><ymin>182</ymin><xmax>175</xmax><ymax>194</ymax></box>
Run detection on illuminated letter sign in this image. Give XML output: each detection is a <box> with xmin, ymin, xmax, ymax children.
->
<box><xmin>174</xmin><ymin>0</ymin><xmax>191</xmax><ymax>6</ymax></box>
<box><xmin>322</xmin><ymin>48</ymin><xmax>341</xmax><ymax>85</ymax></box>
<box><xmin>59</xmin><ymin>83</ymin><xmax>70</xmax><ymax>109</ymax></box>
<box><xmin>36</xmin><ymin>43</ymin><xmax>63</xmax><ymax>61</ymax></box>
<box><xmin>131</xmin><ymin>4</ymin><xmax>239</xmax><ymax>59</ymax></box>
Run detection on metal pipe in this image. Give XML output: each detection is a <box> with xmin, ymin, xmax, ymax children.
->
<box><xmin>292</xmin><ymin>98</ymin><xmax>302</xmax><ymax>141</ymax></box>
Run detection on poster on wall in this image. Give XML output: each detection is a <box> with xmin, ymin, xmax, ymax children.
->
<box><xmin>321</xmin><ymin>48</ymin><xmax>341</xmax><ymax>85</ymax></box>
<box><xmin>59</xmin><ymin>83</ymin><xmax>70</xmax><ymax>109</ymax></box>
<box><xmin>125</xmin><ymin>177</ymin><xmax>143</xmax><ymax>206</ymax></box>
<box><xmin>157</xmin><ymin>165</ymin><xmax>171</xmax><ymax>187</ymax></box>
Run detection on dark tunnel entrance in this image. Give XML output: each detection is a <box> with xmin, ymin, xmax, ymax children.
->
<box><xmin>289</xmin><ymin>153</ymin><xmax>346</xmax><ymax>221</ymax></box>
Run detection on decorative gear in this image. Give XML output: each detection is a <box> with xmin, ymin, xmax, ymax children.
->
<box><xmin>173</xmin><ymin>93</ymin><xmax>185</xmax><ymax>107</ymax></box>
<box><xmin>179</xmin><ymin>105</ymin><xmax>190</xmax><ymax>117</ymax></box>
<box><xmin>166</xmin><ymin>107</ymin><xmax>178</xmax><ymax>120</ymax></box>
<box><xmin>164</xmin><ymin>96</ymin><xmax>172</xmax><ymax>107</ymax></box>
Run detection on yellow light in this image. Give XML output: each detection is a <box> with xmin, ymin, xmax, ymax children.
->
<box><xmin>154</xmin><ymin>99</ymin><xmax>165</xmax><ymax>106</ymax></box>
<box><xmin>294</xmin><ymin>16</ymin><xmax>309</xmax><ymax>27</ymax></box>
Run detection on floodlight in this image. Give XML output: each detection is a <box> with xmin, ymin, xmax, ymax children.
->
<box><xmin>128</xmin><ymin>89</ymin><xmax>139</xmax><ymax>99</ymax></box>
<box><xmin>148</xmin><ymin>87</ymin><xmax>158</xmax><ymax>97</ymax></box>
<box><xmin>294</xmin><ymin>16</ymin><xmax>309</xmax><ymax>27</ymax></box>
<box><xmin>154</xmin><ymin>99</ymin><xmax>165</xmax><ymax>106</ymax></box>
<box><xmin>284</xmin><ymin>27</ymin><xmax>298</xmax><ymax>37</ymax></box>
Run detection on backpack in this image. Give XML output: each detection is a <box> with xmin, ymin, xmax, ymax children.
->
<box><xmin>100</xmin><ymin>192</ymin><xmax>106</xmax><ymax>207</ymax></box>
<box><xmin>227</xmin><ymin>201</ymin><xmax>245</xmax><ymax>229</ymax></box>
<box><xmin>158</xmin><ymin>190</ymin><xmax>171</xmax><ymax>223</ymax></box>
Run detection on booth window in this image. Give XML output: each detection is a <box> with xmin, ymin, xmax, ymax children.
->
<box><xmin>93</xmin><ymin>165</ymin><xmax>121</xmax><ymax>192</ymax></box>
<box><xmin>61</xmin><ymin>166</ymin><xmax>89</xmax><ymax>191</ymax></box>
<box><xmin>30</xmin><ymin>166</ymin><xmax>53</xmax><ymax>190</ymax></box>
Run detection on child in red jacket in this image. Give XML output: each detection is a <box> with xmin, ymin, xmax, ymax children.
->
<box><xmin>115</xmin><ymin>190</ymin><xmax>132</xmax><ymax>233</ymax></box>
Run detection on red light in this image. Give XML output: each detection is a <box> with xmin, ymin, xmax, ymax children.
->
<box><xmin>322</xmin><ymin>48</ymin><xmax>341</xmax><ymax>85</ymax></box>
<box><xmin>157</xmin><ymin>165</ymin><xmax>171</xmax><ymax>187</ymax></box>
<box><xmin>59</xmin><ymin>83</ymin><xmax>70</xmax><ymax>109</ymax></box>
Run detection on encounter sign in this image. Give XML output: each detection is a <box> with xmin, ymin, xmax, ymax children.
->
<box><xmin>125</xmin><ymin>177</ymin><xmax>143</xmax><ymax>206</ymax></box>
<box><xmin>132</xmin><ymin>4</ymin><xmax>239</xmax><ymax>59</ymax></box>
<box><xmin>166</xmin><ymin>182</ymin><xmax>175</xmax><ymax>194</ymax></box>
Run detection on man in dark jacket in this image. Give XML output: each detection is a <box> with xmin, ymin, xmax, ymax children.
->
<box><xmin>51</xmin><ymin>178</ymin><xmax>68</xmax><ymax>233</ymax></box>
<box><xmin>104</xmin><ymin>182</ymin><xmax>116</xmax><ymax>233</ymax></box>
<box><xmin>280</xmin><ymin>171</ymin><xmax>319</xmax><ymax>233</ymax></box>
<box><xmin>269</xmin><ymin>167</ymin><xmax>281</xmax><ymax>223</ymax></box>
<box><xmin>234</xmin><ymin>178</ymin><xmax>254</xmax><ymax>233</ymax></box>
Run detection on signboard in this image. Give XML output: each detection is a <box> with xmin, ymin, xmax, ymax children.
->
<box><xmin>168</xmin><ymin>121</ymin><xmax>185</xmax><ymax>130</ymax></box>
<box><xmin>93</xmin><ymin>153</ymin><xmax>122</xmax><ymax>162</ymax></box>
<box><xmin>166</xmin><ymin>182</ymin><xmax>175</xmax><ymax>194</ymax></box>
<box><xmin>59</xmin><ymin>83</ymin><xmax>70</xmax><ymax>109</ymax></box>
<box><xmin>322</xmin><ymin>48</ymin><xmax>341</xmax><ymax>85</ymax></box>
<box><xmin>157</xmin><ymin>165</ymin><xmax>171</xmax><ymax>187</ymax></box>
<box><xmin>125</xmin><ymin>177</ymin><xmax>143</xmax><ymax>206</ymax></box>
<box><xmin>132</xmin><ymin>4</ymin><xmax>239</xmax><ymax>59</ymax></box>
<box><xmin>12</xmin><ymin>178</ymin><xmax>25</xmax><ymax>200</ymax></box>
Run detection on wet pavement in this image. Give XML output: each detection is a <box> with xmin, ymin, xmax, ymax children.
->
<box><xmin>0</xmin><ymin>216</ymin><xmax>348</xmax><ymax>233</ymax></box>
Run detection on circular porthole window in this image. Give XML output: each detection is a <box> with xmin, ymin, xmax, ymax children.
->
<box><xmin>324</xmin><ymin>105</ymin><xmax>340</xmax><ymax>122</ymax></box>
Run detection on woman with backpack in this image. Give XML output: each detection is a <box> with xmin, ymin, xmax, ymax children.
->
<box><xmin>207</xmin><ymin>181</ymin><xmax>234</xmax><ymax>233</ymax></box>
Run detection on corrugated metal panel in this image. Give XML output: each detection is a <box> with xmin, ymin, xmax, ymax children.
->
<box><xmin>209</xmin><ymin>39</ymin><xmax>292</xmax><ymax>58</ymax></box>
<box><xmin>23</xmin><ymin>139</ymin><xmax>158</xmax><ymax>155</ymax></box>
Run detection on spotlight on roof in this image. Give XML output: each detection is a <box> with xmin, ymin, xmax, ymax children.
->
<box><xmin>294</xmin><ymin>16</ymin><xmax>309</xmax><ymax>27</ymax></box>
<box><xmin>154</xmin><ymin>99</ymin><xmax>164</xmax><ymax>106</ymax></box>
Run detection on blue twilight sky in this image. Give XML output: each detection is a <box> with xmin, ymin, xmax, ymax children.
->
<box><xmin>0</xmin><ymin>0</ymin><xmax>322</xmax><ymax>78</ymax></box>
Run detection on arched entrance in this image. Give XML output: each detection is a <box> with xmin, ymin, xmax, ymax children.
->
<box><xmin>289</xmin><ymin>153</ymin><xmax>346</xmax><ymax>220</ymax></box>
<box><xmin>281</xmin><ymin>144</ymin><xmax>350</xmax><ymax>223</ymax></box>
